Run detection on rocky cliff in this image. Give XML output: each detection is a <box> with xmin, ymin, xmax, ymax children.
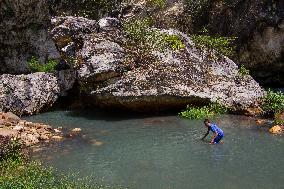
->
<box><xmin>0</xmin><ymin>0</ymin><xmax>272</xmax><ymax>115</ymax></box>
<box><xmin>193</xmin><ymin>0</ymin><xmax>284</xmax><ymax>86</ymax></box>
<box><xmin>117</xmin><ymin>0</ymin><xmax>284</xmax><ymax>86</ymax></box>
<box><xmin>0</xmin><ymin>0</ymin><xmax>60</xmax><ymax>74</ymax></box>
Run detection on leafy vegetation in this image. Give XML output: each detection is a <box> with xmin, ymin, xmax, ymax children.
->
<box><xmin>262</xmin><ymin>89</ymin><xmax>284</xmax><ymax>115</ymax></box>
<box><xmin>238</xmin><ymin>64</ymin><xmax>250</xmax><ymax>77</ymax></box>
<box><xmin>122</xmin><ymin>18</ymin><xmax>185</xmax><ymax>66</ymax></box>
<box><xmin>0</xmin><ymin>136</ymin><xmax>21</xmax><ymax>162</ymax></box>
<box><xmin>146</xmin><ymin>0</ymin><xmax>167</xmax><ymax>8</ymax></box>
<box><xmin>191</xmin><ymin>34</ymin><xmax>236</xmax><ymax>58</ymax></box>
<box><xmin>163</xmin><ymin>34</ymin><xmax>186</xmax><ymax>51</ymax></box>
<box><xmin>274</xmin><ymin>118</ymin><xmax>284</xmax><ymax>126</ymax></box>
<box><xmin>184</xmin><ymin>0</ymin><xmax>211</xmax><ymax>19</ymax></box>
<box><xmin>28</xmin><ymin>56</ymin><xmax>57</xmax><ymax>73</ymax></box>
<box><xmin>179</xmin><ymin>102</ymin><xmax>227</xmax><ymax>120</ymax></box>
<box><xmin>123</xmin><ymin>18</ymin><xmax>185</xmax><ymax>51</ymax></box>
<box><xmin>0</xmin><ymin>137</ymin><xmax>123</xmax><ymax>189</ymax></box>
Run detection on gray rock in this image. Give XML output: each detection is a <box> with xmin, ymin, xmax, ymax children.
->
<box><xmin>98</xmin><ymin>17</ymin><xmax>120</xmax><ymax>31</ymax></box>
<box><xmin>57</xmin><ymin>69</ymin><xmax>76</xmax><ymax>96</ymax></box>
<box><xmin>51</xmin><ymin>16</ymin><xmax>265</xmax><ymax>112</ymax></box>
<box><xmin>77</xmin><ymin>34</ymin><xmax>127</xmax><ymax>82</ymax></box>
<box><xmin>0</xmin><ymin>0</ymin><xmax>60</xmax><ymax>74</ymax></box>
<box><xmin>50</xmin><ymin>16</ymin><xmax>99</xmax><ymax>49</ymax></box>
<box><xmin>0</xmin><ymin>73</ymin><xmax>60</xmax><ymax>115</ymax></box>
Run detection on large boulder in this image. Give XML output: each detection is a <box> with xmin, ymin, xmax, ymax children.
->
<box><xmin>0</xmin><ymin>0</ymin><xmax>60</xmax><ymax>74</ymax></box>
<box><xmin>51</xmin><ymin>16</ymin><xmax>265</xmax><ymax>112</ymax></box>
<box><xmin>0</xmin><ymin>73</ymin><xmax>60</xmax><ymax>115</ymax></box>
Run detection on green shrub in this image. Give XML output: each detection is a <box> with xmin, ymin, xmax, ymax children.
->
<box><xmin>184</xmin><ymin>0</ymin><xmax>211</xmax><ymax>20</ymax></box>
<box><xmin>274</xmin><ymin>119</ymin><xmax>284</xmax><ymax>125</ymax></box>
<box><xmin>146</xmin><ymin>0</ymin><xmax>167</xmax><ymax>8</ymax></box>
<box><xmin>28</xmin><ymin>56</ymin><xmax>57</xmax><ymax>73</ymax></box>
<box><xmin>0</xmin><ymin>136</ymin><xmax>22</xmax><ymax>162</ymax></box>
<box><xmin>179</xmin><ymin>106</ymin><xmax>215</xmax><ymax>119</ymax></box>
<box><xmin>163</xmin><ymin>34</ymin><xmax>186</xmax><ymax>51</ymax></box>
<box><xmin>262</xmin><ymin>89</ymin><xmax>284</xmax><ymax>115</ymax></box>
<box><xmin>209</xmin><ymin>101</ymin><xmax>228</xmax><ymax>115</ymax></box>
<box><xmin>123</xmin><ymin>18</ymin><xmax>185</xmax><ymax>52</ymax></box>
<box><xmin>191</xmin><ymin>34</ymin><xmax>236</xmax><ymax>57</ymax></box>
<box><xmin>238</xmin><ymin>64</ymin><xmax>250</xmax><ymax>77</ymax></box>
<box><xmin>179</xmin><ymin>101</ymin><xmax>227</xmax><ymax>120</ymax></box>
<box><xmin>123</xmin><ymin>18</ymin><xmax>185</xmax><ymax>67</ymax></box>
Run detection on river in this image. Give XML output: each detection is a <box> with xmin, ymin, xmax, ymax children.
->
<box><xmin>27</xmin><ymin>109</ymin><xmax>284</xmax><ymax>189</ymax></box>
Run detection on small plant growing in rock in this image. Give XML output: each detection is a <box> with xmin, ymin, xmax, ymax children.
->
<box><xmin>179</xmin><ymin>101</ymin><xmax>227</xmax><ymax>120</ymax></box>
<box><xmin>146</xmin><ymin>0</ymin><xmax>167</xmax><ymax>8</ymax></box>
<box><xmin>123</xmin><ymin>18</ymin><xmax>185</xmax><ymax>67</ymax></box>
<box><xmin>123</xmin><ymin>18</ymin><xmax>185</xmax><ymax>51</ymax></box>
<box><xmin>163</xmin><ymin>34</ymin><xmax>186</xmax><ymax>51</ymax></box>
<box><xmin>238</xmin><ymin>64</ymin><xmax>250</xmax><ymax>77</ymax></box>
<box><xmin>28</xmin><ymin>56</ymin><xmax>58</xmax><ymax>73</ymax></box>
<box><xmin>191</xmin><ymin>34</ymin><xmax>236</xmax><ymax>58</ymax></box>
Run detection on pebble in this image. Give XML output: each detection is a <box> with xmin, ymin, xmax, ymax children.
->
<box><xmin>72</xmin><ymin>128</ymin><xmax>82</xmax><ymax>132</ymax></box>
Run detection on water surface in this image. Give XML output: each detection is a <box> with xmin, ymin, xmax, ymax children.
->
<box><xmin>27</xmin><ymin>110</ymin><xmax>284</xmax><ymax>189</ymax></box>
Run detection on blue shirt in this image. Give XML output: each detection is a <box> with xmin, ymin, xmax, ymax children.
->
<box><xmin>209</xmin><ymin>124</ymin><xmax>224</xmax><ymax>136</ymax></box>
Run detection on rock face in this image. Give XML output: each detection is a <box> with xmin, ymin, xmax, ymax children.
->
<box><xmin>0</xmin><ymin>0</ymin><xmax>60</xmax><ymax>74</ymax></box>
<box><xmin>51</xmin><ymin>16</ymin><xmax>265</xmax><ymax>112</ymax></box>
<box><xmin>119</xmin><ymin>0</ymin><xmax>284</xmax><ymax>86</ymax></box>
<box><xmin>0</xmin><ymin>73</ymin><xmax>60</xmax><ymax>115</ymax></box>
<box><xmin>203</xmin><ymin>0</ymin><xmax>284</xmax><ymax>86</ymax></box>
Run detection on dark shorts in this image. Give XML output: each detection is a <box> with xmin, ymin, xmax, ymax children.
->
<box><xmin>214</xmin><ymin>133</ymin><xmax>224</xmax><ymax>144</ymax></box>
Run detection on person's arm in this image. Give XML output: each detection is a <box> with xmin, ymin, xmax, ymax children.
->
<box><xmin>210</xmin><ymin>132</ymin><xmax>219</xmax><ymax>144</ymax></box>
<box><xmin>201</xmin><ymin>128</ymin><xmax>210</xmax><ymax>140</ymax></box>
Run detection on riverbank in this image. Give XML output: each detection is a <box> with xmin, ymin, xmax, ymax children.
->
<box><xmin>0</xmin><ymin>111</ymin><xmax>88</xmax><ymax>147</ymax></box>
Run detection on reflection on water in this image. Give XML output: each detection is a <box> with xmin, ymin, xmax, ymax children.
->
<box><xmin>27</xmin><ymin>110</ymin><xmax>284</xmax><ymax>189</ymax></box>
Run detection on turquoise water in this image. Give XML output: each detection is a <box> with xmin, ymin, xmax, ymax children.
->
<box><xmin>27</xmin><ymin>110</ymin><xmax>284</xmax><ymax>189</ymax></box>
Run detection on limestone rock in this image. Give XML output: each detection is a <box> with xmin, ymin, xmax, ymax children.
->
<box><xmin>72</xmin><ymin>128</ymin><xmax>82</xmax><ymax>132</ymax></box>
<box><xmin>0</xmin><ymin>0</ymin><xmax>60</xmax><ymax>74</ymax></box>
<box><xmin>57</xmin><ymin>69</ymin><xmax>76</xmax><ymax>96</ymax></box>
<box><xmin>98</xmin><ymin>17</ymin><xmax>120</xmax><ymax>31</ymax></box>
<box><xmin>255</xmin><ymin>119</ymin><xmax>266</xmax><ymax>126</ymax></box>
<box><xmin>1</xmin><ymin>112</ymin><xmax>21</xmax><ymax>124</ymax></box>
<box><xmin>50</xmin><ymin>16</ymin><xmax>98</xmax><ymax>50</ymax></box>
<box><xmin>13</xmin><ymin>125</ymin><xmax>24</xmax><ymax>132</ymax></box>
<box><xmin>0</xmin><ymin>73</ymin><xmax>60</xmax><ymax>116</ymax></box>
<box><xmin>51</xmin><ymin>16</ymin><xmax>265</xmax><ymax>113</ymax></box>
<box><xmin>52</xmin><ymin>135</ymin><xmax>63</xmax><ymax>140</ymax></box>
<box><xmin>54</xmin><ymin>129</ymin><xmax>62</xmax><ymax>133</ymax></box>
<box><xmin>203</xmin><ymin>0</ymin><xmax>284</xmax><ymax>85</ymax></box>
<box><xmin>0</xmin><ymin>128</ymin><xmax>18</xmax><ymax>138</ymax></box>
<box><xmin>269</xmin><ymin>125</ymin><xmax>283</xmax><ymax>134</ymax></box>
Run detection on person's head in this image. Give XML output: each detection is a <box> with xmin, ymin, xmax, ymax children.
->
<box><xmin>204</xmin><ymin>119</ymin><xmax>211</xmax><ymax>127</ymax></box>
